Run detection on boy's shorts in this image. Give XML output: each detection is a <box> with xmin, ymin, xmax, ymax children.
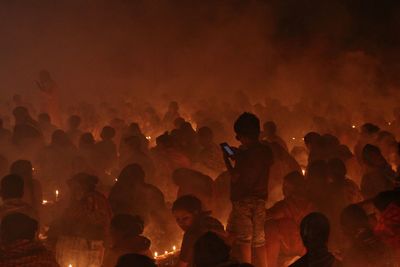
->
<box><xmin>227</xmin><ymin>198</ymin><xmax>266</xmax><ymax>248</ymax></box>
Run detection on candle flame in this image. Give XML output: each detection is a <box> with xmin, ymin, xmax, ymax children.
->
<box><xmin>352</xmin><ymin>125</ymin><xmax>356</xmax><ymax>129</ymax></box>
<box><xmin>146</xmin><ymin>136</ymin><xmax>152</xmax><ymax>140</ymax></box>
<box><xmin>173</xmin><ymin>245</ymin><xmax>176</xmax><ymax>251</ymax></box>
<box><xmin>68</xmin><ymin>264</ymin><xmax>72</xmax><ymax>267</ymax></box>
<box><xmin>42</xmin><ymin>200</ymin><xmax>48</xmax><ymax>204</ymax></box>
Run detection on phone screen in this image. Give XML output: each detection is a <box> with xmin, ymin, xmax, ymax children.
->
<box><xmin>221</xmin><ymin>143</ymin><xmax>235</xmax><ymax>156</ymax></box>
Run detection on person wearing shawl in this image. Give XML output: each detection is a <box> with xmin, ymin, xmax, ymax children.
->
<box><xmin>341</xmin><ymin>204</ymin><xmax>395</xmax><ymax>267</ymax></box>
<box><xmin>0</xmin><ymin>213</ymin><xmax>59</xmax><ymax>267</ymax></box>
<box><xmin>373</xmin><ymin>191</ymin><xmax>400</xmax><ymax>262</ymax></box>
<box><xmin>289</xmin><ymin>212</ymin><xmax>342</xmax><ymax>267</ymax></box>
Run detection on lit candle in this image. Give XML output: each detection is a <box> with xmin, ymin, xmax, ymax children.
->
<box><xmin>42</xmin><ymin>200</ymin><xmax>48</xmax><ymax>205</ymax></box>
<box><xmin>292</xmin><ymin>137</ymin><xmax>296</xmax><ymax>140</ymax></box>
<box><xmin>172</xmin><ymin>245</ymin><xmax>176</xmax><ymax>251</ymax></box>
<box><xmin>301</xmin><ymin>169</ymin><xmax>306</xmax><ymax>176</ymax></box>
<box><xmin>154</xmin><ymin>252</ymin><xmax>158</xmax><ymax>258</ymax></box>
<box><xmin>164</xmin><ymin>251</ymin><xmax>168</xmax><ymax>255</ymax></box>
<box><xmin>352</xmin><ymin>125</ymin><xmax>356</xmax><ymax>129</ymax></box>
<box><xmin>68</xmin><ymin>264</ymin><xmax>72</xmax><ymax>267</ymax></box>
<box><xmin>55</xmin><ymin>190</ymin><xmax>59</xmax><ymax>201</ymax></box>
<box><xmin>146</xmin><ymin>136</ymin><xmax>152</xmax><ymax>140</ymax></box>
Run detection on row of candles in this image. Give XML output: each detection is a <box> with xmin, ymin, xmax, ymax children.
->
<box><xmin>154</xmin><ymin>245</ymin><xmax>177</xmax><ymax>260</ymax></box>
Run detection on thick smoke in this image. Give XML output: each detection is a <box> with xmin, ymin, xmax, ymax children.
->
<box><xmin>0</xmin><ymin>0</ymin><xmax>399</xmax><ymax>113</ymax></box>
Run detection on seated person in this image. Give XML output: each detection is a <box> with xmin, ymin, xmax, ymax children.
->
<box><xmin>341</xmin><ymin>204</ymin><xmax>395</xmax><ymax>267</ymax></box>
<box><xmin>173</xmin><ymin>195</ymin><xmax>224</xmax><ymax>267</ymax></box>
<box><xmin>49</xmin><ymin>173</ymin><xmax>112</xmax><ymax>267</ymax></box>
<box><xmin>373</xmin><ymin>191</ymin><xmax>400</xmax><ymax>261</ymax></box>
<box><xmin>0</xmin><ymin>213</ymin><xmax>58</xmax><ymax>266</ymax></box>
<box><xmin>289</xmin><ymin>212</ymin><xmax>342</xmax><ymax>267</ymax></box>
<box><xmin>10</xmin><ymin>160</ymin><xmax>43</xmax><ymax>217</ymax></box>
<box><xmin>266</xmin><ymin>171</ymin><xmax>315</xmax><ymax>267</ymax></box>
<box><xmin>116</xmin><ymin>253</ymin><xmax>156</xmax><ymax>267</ymax></box>
<box><xmin>103</xmin><ymin>214</ymin><xmax>151</xmax><ymax>267</ymax></box>
<box><xmin>0</xmin><ymin>174</ymin><xmax>37</xmax><ymax>221</ymax></box>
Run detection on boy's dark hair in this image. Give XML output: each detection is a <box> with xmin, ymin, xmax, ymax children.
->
<box><xmin>234</xmin><ymin>112</ymin><xmax>260</xmax><ymax>139</ymax></box>
<box><xmin>300</xmin><ymin>212</ymin><xmax>330</xmax><ymax>249</ymax></box>
<box><xmin>111</xmin><ymin>214</ymin><xmax>144</xmax><ymax>236</ymax></box>
<box><xmin>1</xmin><ymin>174</ymin><xmax>24</xmax><ymax>199</ymax></box>
<box><xmin>116</xmin><ymin>253</ymin><xmax>157</xmax><ymax>267</ymax></box>
<box><xmin>1</xmin><ymin>213</ymin><xmax>38</xmax><ymax>245</ymax></box>
<box><xmin>172</xmin><ymin>195</ymin><xmax>202</xmax><ymax>214</ymax></box>
<box><xmin>194</xmin><ymin>231</ymin><xmax>230</xmax><ymax>267</ymax></box>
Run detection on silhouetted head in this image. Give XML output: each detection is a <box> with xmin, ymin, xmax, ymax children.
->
<box><xmin>174</xmin><ymin>117</ymin><xmax>186</xmax><ymax>129</ymax></box>
<box><xmin>111</xmin><ymin>214</ymin><xmax>146</xmax><ymax>246</ymax></box>
<box><xmin>306</xmin><ymin>160</ymin><xmax>328</xmax><ymax>183</ymax></box>
<box><xmin>234</xmin><ymin>112</ymin><xmax>260</xmax><ymax>144</ymax></box>
<box><xmin>12</xmin><ymin>106</ymin><xmax>30</xmax><ymax>124</ymax></box>
<box><xmin>101</xmin><ymin>126</ymin><xmax>116</xmax><ymax>140</ymax></box>
<box><xmin>300</xmin><ymin>212</ymin><xmax>330</xmax><ymax>250</ymax></box>
<box><xmin>124</xmin><ymin>135</ymin><xmax>142</xmax><ymax>151</ymax></box>
<box><xmin>10</xmin><ymin>160</ymin><xmax>33</xmax><ymax>180</ymax></box>
<box><xmin>118</xmin><ymin>164</ymin><xmax>145</xmax><ymax>185</ymax></box>
<box><xmin>304</xmin><ymin>132</ymin><xmax>322</xmax><ymax>150</ymax></box>
<box><xmin>361</xmin><ymin>123</ymin><xmax>380</xmax><ymax>137</ymax></box>
<box><xmin>1</xmin><ymin>174</ymin><xmax>24</xmax><ymax>200</ymax></box>
<box><xmin>362</xmin><ymin>144</ymin><xmax>386</xmax><ymax>167</ymax></box>
<box><xmin>51</xmin><ymin>130</ymin><xmax>70</xmax><ymax>146</ymax></box>
<box><xmin>172</xmin><ymin>195</ymin><xmax>203</xmax><ymax>231</ymax></box>
<box><xmin>194</xmin><ymin>231</ymin><xmax>230</xmax><ymax>267</ymax></box>
<box><xmin>1</xmin><ymin>213</ymin><xmax>38</xmax><ymax>245</ymax></box>
<box><xmin>116</xmin><ymin>254</ymin><xmax>156</xmax><ymax>267</ymax></box>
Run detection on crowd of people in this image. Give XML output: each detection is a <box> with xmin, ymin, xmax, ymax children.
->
<box><xmin>0</xmin><ymin>86</ymin><xmax>399</xmax><ymax>267</ymax></box>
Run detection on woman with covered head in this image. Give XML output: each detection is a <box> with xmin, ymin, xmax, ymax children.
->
<box><xmin>361</xmin><ymin>144</ymin><xmax>395</xmax><ymax>199</ymax></box>
<box><xmin>108</xmin><ymin>164</ymin><xmax>169</xmax><ymax>248</ymax></box>
<box><xmin>49</xmin><ymin>173</ymin><xmax>112</xmax><ymax>266</ymax></box>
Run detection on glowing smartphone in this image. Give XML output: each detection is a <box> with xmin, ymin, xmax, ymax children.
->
<box><xmin>220</xmin><ymin>142</ymin><xmax>235</xmax><ymax>157</ymax></box>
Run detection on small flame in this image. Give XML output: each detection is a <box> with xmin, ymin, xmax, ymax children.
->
<box><xmin>388</xmin><ymin>122</ymin><xmax>392</xmax><ymax>126</ymax></box>
<box><xmin>146</xmin><ymin>136</ymin><xmax>151</xmax><ymax>140</ymax></box>
<box><xmin>292</xmin><ymin>137</ymin><xmax>296</xmax><ymax>140</ymax></box>
<box><xmin>154</xmin><ymin>252</ymin><xmax>158</xmax><ymax>258</ymax></box>
<box><xmin>165</xmin><ymin>251</ymin><xmax>168</xmax><ymax>255</ymax></box>
<box><xmin>352</xmin><ymin>125</ymin><xmax>356</xmax><ymax>129</ymax></box>
<box><xmin>173</xmin><ymin>245</ymin><xmax>176</xmax><ymax>251</ymax></box>
<box><xmin>42</xmin><ymin>200</ymin><xmax>48</xmax><ymax>204</ymax></box>
<box><xmin>301</xmin><ymin>169</ymin><xmax>306</xmax><ymax>176</ymax></box>
<box><xmin>68</xmin><ymin>264</ymin><xmax>72</xmax><ymax>267</ymax></box>
<box><xmin>114</xmin><ymin>178</ymin><xmax>118</xmax><ymax>182</ymax></box>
